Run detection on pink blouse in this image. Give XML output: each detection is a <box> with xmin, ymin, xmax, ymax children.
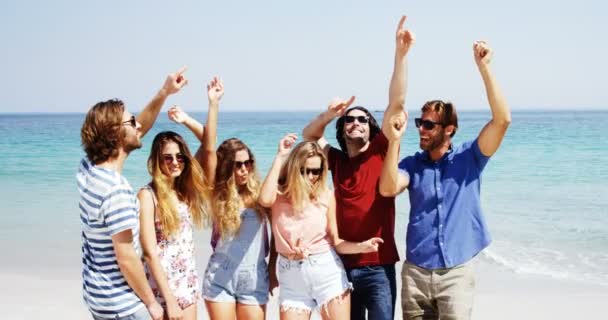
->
<box><xmin>271</xmin><ymin>190</ymin><xmax>333</xmax><ymax>256</ymax></box>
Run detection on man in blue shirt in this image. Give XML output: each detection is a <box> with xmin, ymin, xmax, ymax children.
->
<box><xmin>379</xmin><ymin>41</ymin><xmax>511</xmax><ymax>320</ymax></box>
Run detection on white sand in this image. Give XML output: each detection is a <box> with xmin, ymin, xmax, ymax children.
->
<box><xmin>3</xmin><ymin>232</ymin><xmax>606</xmax><ymax>319</ymax></box>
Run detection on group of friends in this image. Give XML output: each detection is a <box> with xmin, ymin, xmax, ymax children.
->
<box><xmin>78</xmin><ymin>16</ymin><xmax>510</xmax><ymax>320</ymax></box>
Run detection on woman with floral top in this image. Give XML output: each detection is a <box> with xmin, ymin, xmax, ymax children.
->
<box><xmin>138</xmin><ymin>77</ymin><xmax>222</xmax><ymax>320</ymax></box>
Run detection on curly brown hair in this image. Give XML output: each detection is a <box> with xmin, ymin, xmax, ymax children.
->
<box><xmin>81</xmin><ymin>99</ymin><xmax>126</xmax><ymax>164</ymax></box>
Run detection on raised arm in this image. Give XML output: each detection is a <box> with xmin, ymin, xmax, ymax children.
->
<box><xmin>382</xmin><ymin>16</ymin><xmax>415</xmax><ymax>137</ymax></box>
<box><xmin>196</xmin><ymin>77</ymin><xmax>224</xmax><ymax>184</ymax></box>
<box><xmin>137</xmin><ymin>66</ymin><xmax>189</xmax><ymax>138</ymax></box>
<box><xmin>327</xmin><ymin>193</ymin><xmax>384</xmax><ymax>254</ymax></box>
<box><xmin>137</xmin><ymin>189</ymin><xmax>183</xmax><ymax>320</ymax></box>
<box><xmin>302</xmin><ymin>96</ymin><xmax>355</xmax><ymax>155</ymax></box>
<box><xmin>168</xmin><ymin>105</ymin><xmax>204</xmax><ymax>140</ymax></box>
<box><xmin>474</xmin><ymin>41</ymin><xmax>511</xmax><ymax>156</ymax></box>
<box><xmin>259</xmin><ymin>134</ymin><xmax>297</xmax><ymax>207</ymax></box>
<box><xmin>379</xmin><ymin>111</ymin><xmax>410</xmax><ymax>197</ymax></box>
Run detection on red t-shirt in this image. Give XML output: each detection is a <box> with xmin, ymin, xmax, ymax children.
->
<box><xmin>328</xmin><ymin>132</ymin><xmax>400</xmax><ymax>268</ymax></box>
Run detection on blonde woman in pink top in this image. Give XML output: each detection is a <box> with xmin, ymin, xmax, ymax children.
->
<box><xmin>259</xmin><ymin>134</ymin><xmax>383</xmax><ymax>319</ymax></box>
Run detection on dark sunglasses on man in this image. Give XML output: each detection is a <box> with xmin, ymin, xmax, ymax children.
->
<box><xmin>344</xmin><ymin>115</ymin><xmax>369</xmax><ymax>124</ymax></box>
<box><xmin>415</xmin><ymin>118</ymin><xmax>444</xmax><ymax>130</ymax></box>
<box><xmin>122</xmin><ymin>115</ymin><xmax>137</xmax><ymax>127</ymax></box>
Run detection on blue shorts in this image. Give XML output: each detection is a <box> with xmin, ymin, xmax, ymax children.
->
<box><xmin>202</xmin><ymin>252</ymin><xmax>269</xmax><ymax>305</ymax></box>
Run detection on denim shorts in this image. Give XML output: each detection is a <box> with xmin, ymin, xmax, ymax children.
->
<box><xmin>203</xmin><ymin>252</ymin><xmax>269</xmax><ymax>305</ymax></box>
<box><xmin>277</xmin><ymin>249</ymin><xmax>352</xmax><ymax>312</ymax></box>
<box><xmin>202</xmin><ymin>208</ymin><xmax>269</xmax><ymax>305</ymax></box>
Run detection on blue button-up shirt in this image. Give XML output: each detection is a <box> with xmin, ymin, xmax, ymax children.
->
<box><xmin>398</xmin><ymin>139</ymin><xmax>491</xmax><ymax>269</ymax></box>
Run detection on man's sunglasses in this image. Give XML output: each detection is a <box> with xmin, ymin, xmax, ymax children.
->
<box><xmin>234</xmin><ymin>159</ymin><xmax>254</xmax><ymax>169</ymax></box>
<box><xmin>415</xmin><ymin>118</ymin><xmax>444</xmax><ymax>130</ymax></box>
<box><xmin>300</xmin><ymin>167</ymin><xmax>323</xmax><ymax>176</ymax></box>
<box><xmin>344</xmin><ymin>115</ymin><xmax>369</xmax><ymax>124</ymax></box>
<box><xmin>162</xmin><ymin>154</ymin><xmax>186</xmax><ymax>165</ymax></box>
<box><xmin>122</xmin><ymin>115</ymin><xmax>137</xmax><ymax>127</ymax></box>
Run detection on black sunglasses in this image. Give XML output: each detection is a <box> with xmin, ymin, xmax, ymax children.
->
<box><xmin>162</xmin><ymin>154</ymin><xmax>186</xmax><ymax>165</ymax></box>
<box><xmin>234</xmin><ymin>159</ymin><xmax>254</xmax><ymax>169</ymax></box>
<box><xmin>122</xmin><ymin>115</ymin><xmax>137</xmax><ymax>127</ymax></box>
<box><xmin>344</xmin><ymin>115</ymin><xmax>369</xmax><ymax>124</ymax></box>
<box><xmin>415</xmin><ymin>118</ymin><xmax>444</xmax><ymax>130</ymax></box>
<box><xmin>300</xmin><ymin>167</ymin><xmax>323</xmax><ymax>176</ymax></box>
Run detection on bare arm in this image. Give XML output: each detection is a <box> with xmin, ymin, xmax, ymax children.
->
<box><xmin>168</xmin><ymin>106</ymin><xmax>205</xmax><ymax>141</ymax></box>
<box><xmin>383</xmin><ymin>16</ymin><xmax>415</xmax><ymax>137</ymax></box>
<box><xmin>112</xmin><ymin>230</ymin><xmax>163</xmax><ymax>320</ymax></box>
<box><xmin>259</xmin><ymin>134</ymin><xmax>297</xmax><ymax>207</ymax></box>
<box><xmin>137</xmin><ymin>67</ymin><xmax>189</xmax><ymax>139</ymax></box>
<box><xmin>473</xmin><ymin>41</ymin><xmax>511</xmax><ymax>157</ymax></box>
<box><xmin>379</xmin><ymin>111</ymin><xmax>410</xmax><ymax>197</ymax></box>
<box><xmin>302</xmin><ymin>96</ymin><xmax>355</xmax><ymax>156</ymax></box>
<box><xmin>195</xmin><ymin>77</ymin><xmax>224</xmax><ymax>184</ymax></box>
<box><xmin>137</xmin><ymin>190</ymin><xmax>183</xmax><ymax>320</ymax></box>
<box><xmin>168</xmin><ymin>105</ymin><xmax>204</xmax><ymax>140</ymax></box>
<box><xmin>327</xmin><ymin>193</ymin><xmax>383</xmax><ymax>254</ymax></box>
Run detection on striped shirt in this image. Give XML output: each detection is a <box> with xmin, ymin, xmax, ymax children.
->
<box><xmin>77</xmin><ymin>158</ymin><xmax>145</xmax><ymax>318</ymax></box>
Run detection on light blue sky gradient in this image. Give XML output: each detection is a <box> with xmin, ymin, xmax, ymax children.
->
<box><xmin>1</xmin><ymin>0</ymin><xmax>606</xmax><ymax>112</ymax></box>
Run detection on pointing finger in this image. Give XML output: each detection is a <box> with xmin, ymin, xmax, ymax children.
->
<box><xmin>345</xmin><ymin>96</ymin><xmax>356</xmax><ymax>107</ymax></box>
<box><xmin>176</xmin><ymin>66</ymin><xmax>188</xmax><ymax>75</ymax></box>
<box><xmin>397</xmin><ymin>15</ymin><xmax>407</xmax><ymax>33</ymax></box>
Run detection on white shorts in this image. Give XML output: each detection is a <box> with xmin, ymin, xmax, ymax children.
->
<box><xmin>277</xmin><ymin>249</ymin><xmax>352</xmax><ymax>312</ymax></box>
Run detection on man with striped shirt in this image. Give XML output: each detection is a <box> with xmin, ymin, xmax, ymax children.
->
<box><xmin>78</xmin><ymin>67</ymin><xmax>188</xmax><ymax>320</ymax></box>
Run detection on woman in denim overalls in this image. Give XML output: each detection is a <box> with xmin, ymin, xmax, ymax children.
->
<box><xmin>165</xmin><ymin>78</ymin><xmax>273</xmax><ymax>319</ymax></box>
<box><xmin>202</xmin><ymin>137</ymin><xmax>272</xmax><ymax>320</ymax></box>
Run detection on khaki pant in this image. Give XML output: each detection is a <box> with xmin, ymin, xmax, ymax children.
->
<box><xmin>401</xmin><ymin>261</ymin><xmax>475</xmax><ymax>320</ymax></box>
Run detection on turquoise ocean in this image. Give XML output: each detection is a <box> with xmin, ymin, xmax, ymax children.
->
<box><xmin>1</xmin><ymin>110</ymin><xmax>607</xmax><ymax>286</ymax></box>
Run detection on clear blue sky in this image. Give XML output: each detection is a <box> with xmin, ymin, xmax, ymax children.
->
<box><xmin>1</xmin><ymin>0</ymin><xmax>606</xmax><ymax>112</ymax></box>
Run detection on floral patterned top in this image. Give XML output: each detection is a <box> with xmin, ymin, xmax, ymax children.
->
<box><xmin>142</xmin><ymin>186</ymin><xmax>201</xmax><ymax>309</ymax></box>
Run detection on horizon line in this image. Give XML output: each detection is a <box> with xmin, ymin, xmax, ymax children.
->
<box><xmin>1</xmin><ymin>107</ymin><xmax>607</xmax><ymax>115</ymax></box>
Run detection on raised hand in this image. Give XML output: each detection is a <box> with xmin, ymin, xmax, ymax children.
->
<box><xmin>327</xmin><ymin>96</ymin><xmax>355</xmax><ymax>118</ymax></box>
<box><xmin>396</xmin><ymin>16</ymin><xmax>415</xmax><ymax>58</ymax></box>
<box><xmin>474</xmin><ymin>40</ymin><xmax>493</xmax><ymax>67</ymax></box>
<box><xmin>386</xmin><ymin>110</ymin><xmax>408</xmax><ymax>141</ymax></box>
<box><xmin>278</xmin><ymin>133</ymin><xmax>298</xmax><ymax>157</ymax></box>
<box><xmin>207</xmin><ymin>76</ymin><xmax>224</xmax><ymax>104</ymax></box>
<box><xmin>358</xmin><ymin>237</ymin><xmax>384</xmax><ymax>253</ymax></box>
<box><xmin>167</xmin><ymin>105</ymin><xmax>191</xmax><ymax>124</ymax></box>
<box><xmin>162</xmin><ymin>66</ymin><xmax>189</xmax><ymax>95</ymax></box>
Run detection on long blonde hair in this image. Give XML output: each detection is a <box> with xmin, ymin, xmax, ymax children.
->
<box><xmin>147</xmin><ymin>131</ymin><xmax>211</xmax><ymax>237</ymax></box>
<box><xmin>279</xmin><ymin>141</ymin><xmax>329</xmax><ymax>212</ymax></box>
<box><xmin>213</xmin><ymin>138</ymin><xmax>264</xmax><ymax>237</ymax></box>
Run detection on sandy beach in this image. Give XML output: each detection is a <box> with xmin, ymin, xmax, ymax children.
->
<box><xmin>2</xmin><ymin>229</ymin><xmax>606</xmax><ymax>320</ymax></box>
